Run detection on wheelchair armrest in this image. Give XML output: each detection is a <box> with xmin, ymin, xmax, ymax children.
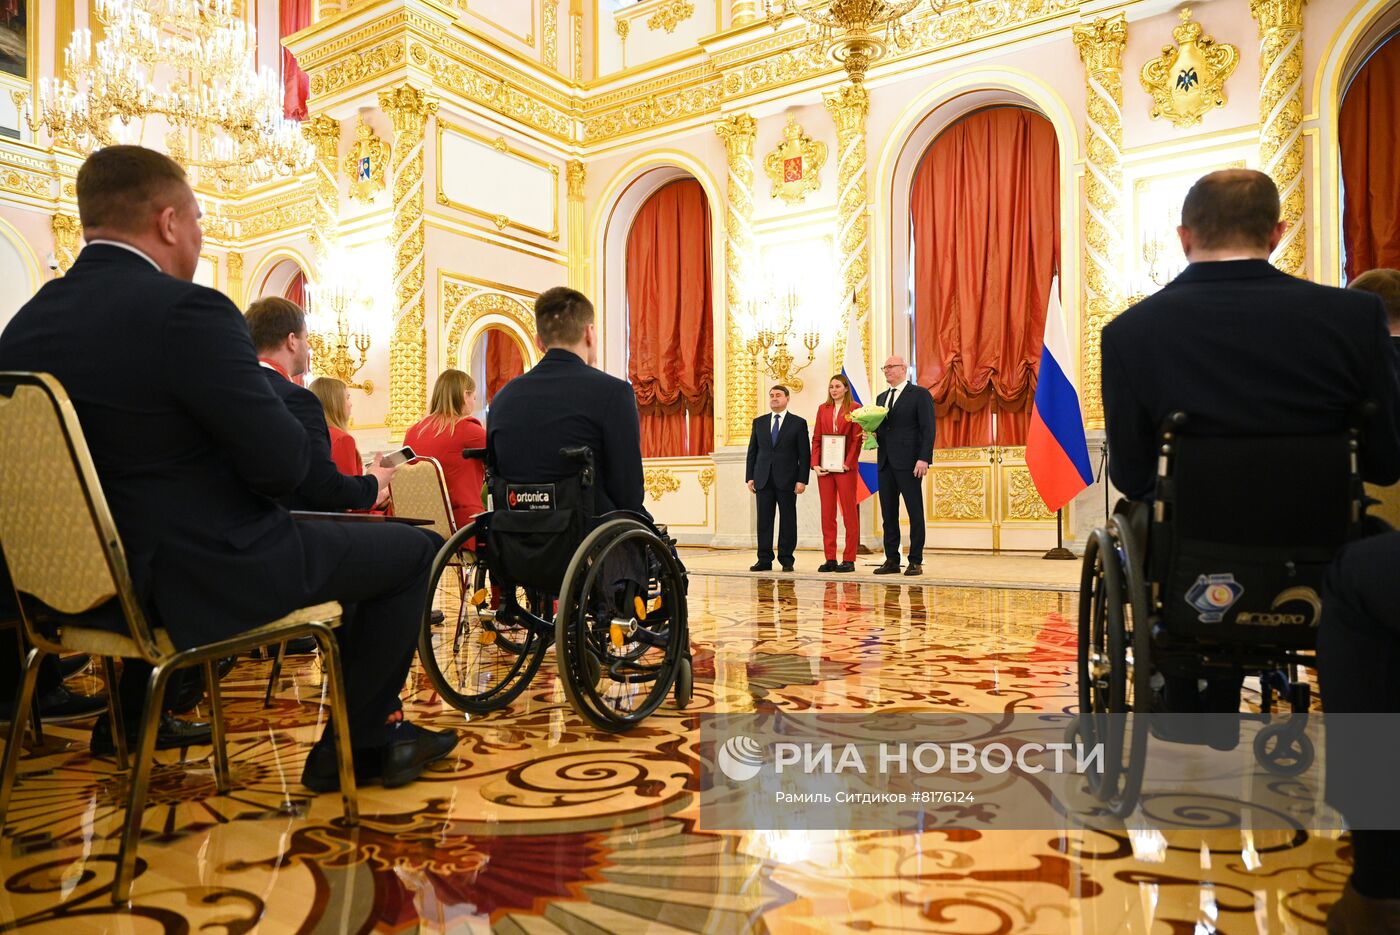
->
<box><xmin>462</xmin><ymin>448</ymin><xmax>488</xmax><ymax>461</ymax></box>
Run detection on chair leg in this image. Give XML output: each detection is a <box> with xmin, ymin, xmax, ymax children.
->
<box><xmin>102</xmin><ymin>656</ymin><xmax>129</xmax><ymax>772</ymax></box>
<box><xmin>263</xmin><ymin>641</ymin><xmax>286</xmax><ymax>708</ymax></box>
<box><xmin>204</xmin><ymin>660</ymin><xmax>230</xmax><ymax>794</ymax></box>
<box><xmin>11</xmin><ymin>628</ymin><xmax>41</xmax><ymax>745</ymax></box>
<box><xmin>0</xmin><ymin>647</ymin><xmax>46</xmax><ymax>824</ymax></box>
<box><xmin>309</xmin><ymin>623</ymin><xmax>358</xmax><ymax>826</ymax></box>
<box><xmin>112</xmin><ymin>662</ymin><xmax>172</xmax><ymax>904</ymax></box>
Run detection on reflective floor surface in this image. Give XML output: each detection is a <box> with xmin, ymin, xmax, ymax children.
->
<box><xmin>0</xmin><ymin>575</ymin><xmax>1346</xmax><ymax>933</ymax></box>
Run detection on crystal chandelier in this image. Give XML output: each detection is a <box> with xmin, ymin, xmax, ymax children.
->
<box><xmin>763</xmin><ymin>0</ymin><xmax>941</xmax><ymax>85</ymax></box>
<box><xmin>15</xmin><ymin>0</ymin><xmax>312</xmax><ymax>192</ymax></box>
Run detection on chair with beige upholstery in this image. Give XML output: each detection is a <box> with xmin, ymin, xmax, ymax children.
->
<box><xmin>389</xmin><ymin>457</ymin><xmax>456</xmax><ymax>542</ymax></box>
<box><xmin>0</xmin><ymin>372</ymin><xmax>359</xmax><ymax>903</ymax></box>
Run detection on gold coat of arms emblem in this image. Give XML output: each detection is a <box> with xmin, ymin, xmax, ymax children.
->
<box><xmin>763</xmin><ymin>117</ymin><xmax>827</xmax><ymax>206</ymax></box>
<box><xmin>344</xmin><ymin>115</ymin><xmax>391</xmax><ymax>205</ymax></box>
<box><xmin>1139</xmin><ymin>9</ymin><xmax>1239</xmax><ymax>129</ymax></box>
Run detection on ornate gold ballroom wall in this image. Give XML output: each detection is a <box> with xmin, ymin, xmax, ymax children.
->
<box><xmin>1</xmin><ymin>0</ymin><xmax>1396</xmax><ymax>549</ymax></box>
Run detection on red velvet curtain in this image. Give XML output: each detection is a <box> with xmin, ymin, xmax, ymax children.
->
<box><xmin>911</xmin><ymin>107</ymin><xmax>1061</xmax><ymax>448</ymax></box>
<box><xmin>625</xmin><ymin>179</ymin><xmax>714</xmax><ymax>458</ymax></box>
<box><xmin>284</xmin><ymin>269</ymin><xmax>306</xmax><ymax>306</ymax></box>
<box><xmin>280</xmin><ymin>0</ymin><xmax>313</xmax><ymax>121</ymax></box>
<box><xmin>1341</xmin><ymin>33</ymin><xmax>1400</xmax><ymax>280</ymax></box>
<box><xmin>485</xmin><ymin>330</ymin><xmax>525</xmax><ymax>402</ymax></box>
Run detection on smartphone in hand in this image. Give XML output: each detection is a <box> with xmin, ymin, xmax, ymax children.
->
<box><xmin>378</xmin><ymin>446</ymin><xmax>416</xmax><ymax>468</ymax></box>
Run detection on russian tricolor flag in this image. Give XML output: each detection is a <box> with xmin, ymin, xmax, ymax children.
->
<box><xmin>839</xmin><ymin>305</ymin><xmax>879</xmax><ymax>504</ymax></box>
<box><xmin>1026</xmin><ymin>277</ymin><xmax>1093</xmax><ymax>512</ymax></box>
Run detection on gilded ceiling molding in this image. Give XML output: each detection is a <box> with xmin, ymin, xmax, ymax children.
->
<box><xmin>732</xmin><ymin>1</ymin><xmax>760</xmax><ymax>26</ymax></box>
<box><xmin>824</xmin><ymin>83</ymin><xmax>871</xmax><ymax>377</ymax></box>
<box><xmin>309</xmin><ymin>37</ymin><xmax>409</xmax><ymax>101</ymax></box>
<box><xmin>302</xmin><ymin>115</ymin><xmax>342</xmax><ymax>261</ymax></box>
<box><xmin>379</xmin><ymin>84</ymin><xmax>440</xmax><ymax>439</ymax></box>
<box><xmin>715</xmin><ymin>114</ymin><xmax>758</xmax><ymax>448</ymax></box>
<box><xmin>647</xmin><ymin>1</ymin><xmax>695</xmax><ymax>34</ymax></box>
<box><xmin>51</xmin><ymin>214</ymin><xmax>82</xmax><ymax>275</ymax></box>
<box><xmin>1250</xmin><ymin>0</ymin><xmax>1307</xmax><ymax>275</ymax></box>
<box><xmin>1073</xmin><ymin>13</ymin><xmax>1128</xmax><ymax>431</ymax></box>
<box><xmin>416</xmin><ymin>45</ymin><xmax>573</xmax><ymax>142</ymax></box>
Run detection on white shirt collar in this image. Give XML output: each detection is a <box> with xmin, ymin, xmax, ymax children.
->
<box><xmin>888</xmin><ymin>379</ymin><xmax>910</xmax><ymax>395</ymax></box>
<box><xmin>87</xmin><ymin>239</ymin><xmax>162</xmax><ymax>272</ymax></box>
<box><xmin>771</xmin><ymin>410</ymin><xmax>786</xmax><ymax>420</ymax></box>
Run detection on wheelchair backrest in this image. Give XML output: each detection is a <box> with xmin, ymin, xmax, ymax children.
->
<box><xmin>481</xmin><ymin>451</ymin><xmax>597</xmax><ymax>595</ymax></box>
<box><xmin>1150</xmin><ymin>414</ymin><xmax>1363</xmax><ymax>649</ymax></box>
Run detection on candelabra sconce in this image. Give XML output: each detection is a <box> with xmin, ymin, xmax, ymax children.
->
<box><xmin>306</xmin><ymin>284</ymin><xmax>374</xmax><ymax>394</ymax></box>
<box><xmin>743</xmin><ymin>289</ymin><xmax>819</xmax><ymax>392</ymax></box>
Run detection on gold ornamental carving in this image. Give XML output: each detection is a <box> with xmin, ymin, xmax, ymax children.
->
<box><xmin>643</xmin><ymin>468</ymin><xmax>682</xmax><ymax>501</ymax></box>
<box><xmin>309</xmin><ymin>37</ymin><xmax>407</xmax><ymax>99</ymax></box>
<box><xmin>932</xmin><ymin>469</ymin><xmax>987</xmax><ymax>521</ymax></box>
<box><xmin>1250</xmin><ymin>0</ymin><xmax>1307</xmax><ymax>276</ymax></box>
<box><xmin>379</xmin><ymin>85</ymin><xmax>439</xmax><ymax>439</ymax></box>
<box><xmin>226</xmin><ymin>251</ymin><xmax>244</xmax><ymax>308</ymax></box>
<box><xmin>51</xmin><ymin>214</ymin><xmax>82</xmax><ymax>275</ymax></box>
<box><xmin>343</xmin><ymin>115</ymin><xmax>391</xmax><ymax>206</ymax></box>
<box><xmin>421</xmin><ymin>49</ymin><xmax>572</xmax><ymax>143</ymax></box>
<box><xmin>762</xmin><ymin>116</ymin><xmax>827</xmax><ymax>205</ymax></box>
<box><xmin>543</xmin><ymin>0</ymin><xmax>559</xmax><ymax>70</ymax></box>
<box><xmin>303</xmin><ymin>115</ymin><xmax>341</xmax><ymax>261</ymax></box>
<box><xmin>647</xmin><ymin>1</ymin><xmax>694</xmax><ymax>33</ymax></box>
<box><xmin>1005</xmin><ymin>468</ymin><xmax>1055</xmax><ymax>520</ymax></box>
<box><xmin>567</xmin><ymin>159</ymin><xmax>587</xmax><ymax>290</ymax></box>
<box><xmin>698</xmin><ymin>466</ymin><xmax>716</xmax><ymax>496</ymax></box>
<box><xmin>442</xmin><ymin>288</ymin><xmax>536</xmax><ymax>371</ymax></box>
<box><xmin>715</xmin><ymin>114</ymin><xmax>759</xmax><ymax>447</ymax></box>
<box><xmin>1073</xmin><ymin>14</ymin><xmax>1127</xmax><ymax>430</ymax></box>
<box><xmin>1140</xmin><ymin>10</ymin><xmax>1239</xmax><ymax>129</ymax></box>
<box><xmin>572</xmin><ymin>10</ymin><xmax>584</xmax><ymax>80</ymax></box>
<box><xmin>824</xmin><ymin>82</ymin><xmax>872</xmax><ymax>385</ymax></box>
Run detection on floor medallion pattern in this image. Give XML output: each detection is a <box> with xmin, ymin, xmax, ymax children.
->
<box><xmin>0</xmin><ymin>573</ymin><xmax>1346</xmax><ymax>932</ymax></box>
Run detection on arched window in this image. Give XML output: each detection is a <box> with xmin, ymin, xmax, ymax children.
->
<box><xmin>1340</xmin><ymin>30</ymin><xmax>1400</xmax><ymax>280</ymax></box>
<box><xmin>909</xmin><ymin>106</ymin><xmax>1060</xmax><ymax>448</ymax></box>
<box><xmin>623</xmin><ymin>178</ymin><xmax>714</xmax><ymax>457</ymax></box>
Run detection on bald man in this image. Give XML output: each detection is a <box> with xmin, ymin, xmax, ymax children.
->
<box><xmin>873</xmin><ymin>356</ymin><xmax>935</xmax><ymax>575</ymax></box>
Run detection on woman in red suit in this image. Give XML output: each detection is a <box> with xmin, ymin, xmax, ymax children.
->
<box><xmin>404</xmin><ymin>369</ymin><xmax>487</xmax><ymax>530</ymax></box>
<box><xmin>812</xmin><ymin>373</ymin><xmax>862</xmax><ymax>572</ymax></box>
<box><xmin>308</xmin><ymin>377</ymin><xmax>362</xmax><ymax>476</ymax></box>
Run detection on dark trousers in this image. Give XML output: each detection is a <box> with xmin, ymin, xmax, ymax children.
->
<box><xmin>878</xmin><ymin>464</ymin><xmax>925</xmax><ymax>565</ymax></box>
<box><xmin>755</xmin><ymin>484</ymin><xmax>797</xmax><ymax>566</ymax></box>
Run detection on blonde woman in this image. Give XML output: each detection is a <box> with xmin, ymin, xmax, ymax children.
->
<box><xmin>308</xmin><ymin>377</ymin><xmax>362</xmax><ymax>477</ymax></box>
<box><xmin>404</xmin><ymin>369</ymin><xmax>487</xmax><ymax>528</ymax></box>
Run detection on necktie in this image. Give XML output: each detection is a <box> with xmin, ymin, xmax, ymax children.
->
<box><xmin>771</xmin><ymin>414</ymin><xmax>781</xmax><ymax>446</ymax></box>
<box><xmin>887</xmin><ymin>387</ymin><xmax>899</xmax><ymax>411</ymax></box>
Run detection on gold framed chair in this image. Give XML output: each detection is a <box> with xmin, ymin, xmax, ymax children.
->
<box><xmin>389</xmin><ymin>457</ymin><xmax>456</xmax><ymax>541</ymax></box>
<box><xmin>0</xmin><ymin>372</ymin><xmax>359</xmax><ymax>903</ymax></box>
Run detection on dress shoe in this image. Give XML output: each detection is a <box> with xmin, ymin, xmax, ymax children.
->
<box><xmin>873</xmin><ymin>563</ymin><xmax>901</xmax><ymax>575</ymax></box>
<box><xmin>817</xmin><ymin>561</ymin><xmax>838</xmax><ymax>573</ymax></box>
<box><xmin>780</xmin><ymin>563</ymin><xmax>795</xmax><ymax>573</ymax></box>
<box><xmin>58</xmin><ymin>654</ymin><xmax>91</xmax><ymax>680</ymax></box>
<box><xmin>835</xmin><ymin>562</ymin><xmax>855</xmax><ymax>573</ymax></box>
<box><xmin>749</xmin><ymin>561</ymin><xmax>773</xmax><ymax>572</ymax></box>
<box><xmin>904</xmin><ymin>564</ymin><xmax>923</xmax><ymax>576</ymax></box>
<box><xmin>0</xmin><ymin>685</ymin><xmax>108</xmax><ymax>724</ymax></box>
<box><xmin>90</xmin><ymin>713</ymin><xmax>212</xmax><ymax>756</ymax></box>
<box><xmin>301</xmin><ymin>721</ymin><xmax>459</xmax><ymax>792</ymax></box>
<box><xmin>428</xmin><ymin>609</ymin><xmax>445</xmax><ymax>626</ymax></box>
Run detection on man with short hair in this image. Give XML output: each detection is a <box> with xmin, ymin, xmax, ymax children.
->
<box><xmin>1348</xmin><ymin>267</ymin><xmax>1400</xmax><ymax>357</ymax></box>
<box><xmin>244</xmin><ymin>296</ymin><xmax>395</xmax><ymax>512</ymax></box>
<box><xmin>873</xmin><ymin>356</ymin><xmax>935</xmax><ymax>576</ymax></box>
<box><xmin>745</xmin><ymin>385</ymin><xmax>810</xmax><ymax>572</ymax></box>
<box><xmin>0</xmin><ymin>145</ymin><xmax>454</xmax><ymax>791</ymax></box>
<box><xmin>488</xmin><ymin>286</ymin><xmax>646</xmax><ymax>516</ymax></box>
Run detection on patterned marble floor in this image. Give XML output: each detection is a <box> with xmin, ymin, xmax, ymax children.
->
<box><xmin>0</xmin><ymin>575</ymin><xmax>1346</xmax><ymax>933</ymax></box>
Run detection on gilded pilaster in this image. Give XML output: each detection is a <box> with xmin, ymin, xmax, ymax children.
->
<box><xmin>1250</xmin><ymin>0</ymin><xmax>1307</xmax><ymax>275</ymax></box>
<box><xmin>566</xmin><ymin>159</ymin><xmax>587</xmax><ymax>291</ymax></box>
<box><xmin>1073</xmin><ymin>14</ymin><xmax>1127</xmax><ymax>430</ymax></box>
<box><xmin>823</xmin><ymin>83</ymin><xmax>871</xmax><ymax>375</ymax></box>
<box><xmin>715</xmin><ymin>114</ymin><xmax>758</xmax><ymax>447</ymax></box>
<box><xmin>301</xmin><ymin>115</ymin><xmax>341</xmax><ymax>262</ymax></box>
<box><xmin>226</xmin><ymin>251</ymin><xmax>244</xmax><ymax>309</ymax></box>
<box><xmin>543</xmin><ymin>0</ymin><xmax>560</xmax><ymax>70</ymax></box>
<box><xmin>51</xmin><ymin>214</ymin><xmax>81</xmax><ymax>274</ymax></box>
<box><xmin>732</xmin><ymin>0</ymin><xmax>759</xmax><ymax>26</ymax></box>
<box><xmin>379</xmin><ymin>85</ymin><xmax>439</xmax><ymax>439</ymax></box>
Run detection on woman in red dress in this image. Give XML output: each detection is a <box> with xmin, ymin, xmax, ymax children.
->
<box><xmin>404</xmin><ymin>369</ymin><xmax>487</xmax><ymax>530</ymax></box>
<box><xmin>308</xmin><ymin>376</ymin><xmax>362</xmax><ymax>476</ymax></box>
<box><xmin>811</xmin><ymin>373</ymin><xmax>862</xmax><ymax>572</ymax></box>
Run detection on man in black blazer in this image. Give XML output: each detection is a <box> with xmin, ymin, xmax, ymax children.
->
<box><xmin>0</xmin><ymin>146</ymin><xmax>454</xmax><ymax>791</ymax></box>
<box><xmin>244</xmin><ymin>296</ymin><xmax>394</xmax><ymax>513</ymax></box>
<box><xmin>1103</xmin><ymin>168</ymin><xmax>1400</xmax><ymax>712</ymax></box>
<box><xmin>873</xmin><ymin>357</ymin><xmax>936</xmax><ymax>576</ymax></box>
<box><xmin>745</xmin><ymin>385</ymin><xmax>810</xmax><ymax>572</ymax></box>
<box><xmin>489</xmin><ymin>287</ymin><xmax>647</xmax><ymax>518</ymax></box>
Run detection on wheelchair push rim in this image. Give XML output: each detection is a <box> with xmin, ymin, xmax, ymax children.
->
<box><xmin>418</xmin><ymin>521</ymin><xmax>550</xmax><ymax>714</ymax></box>
<box><xmin>556</xmin><ymin>518</ymin><xmax>688</xmax><ymax>732</ymax></box>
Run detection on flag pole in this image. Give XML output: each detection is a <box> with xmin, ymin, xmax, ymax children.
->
<box><xmin>1042</xmin><ymin>509</ymin><xmax>1076</xmax><ymax>560</ymax></box>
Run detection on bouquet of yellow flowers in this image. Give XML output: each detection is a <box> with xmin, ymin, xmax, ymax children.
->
<box><xmin>847</xmin><ymin>404</ymin><xmax>888</xmax><ymax>451</ymax></box>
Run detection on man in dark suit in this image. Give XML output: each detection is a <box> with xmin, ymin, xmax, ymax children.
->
<box><xmin>873</xmin><ymin>357</ymin><xmax>935</xmax><ymax>576</ymax></box>
<box><xmin>489</xmin><ymin>286</ymin><xmax>646</xmax><ymax>518</ymax></box>
<box><xmin>745</xmin><ymin>385</ymin><xmax>810</xmax><ymax>572</ymax></box>
<box><xmin>1347</xmin><ymin>267</ymin><xmax>1400</xmax><ymax>364</ymax></box>
<box><xmin>244</xmin><ymin>296</ymin><xmax>395</xmax><ymax>513</ymax></box>
<box><xmin>0</xmin><ymin>146</ymin><xmax>454</xmax><ymax>791</ymax></box>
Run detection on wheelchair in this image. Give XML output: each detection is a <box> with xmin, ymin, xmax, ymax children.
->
<box><xmin>417</xmin><ymin>445</ymin><xmax>693</xmax><ymax>732</ymax></box>
<box><xmin>1072</xmin><ymin>411</ymin><xmax>1367</xmax><ymax>817</ymax></box>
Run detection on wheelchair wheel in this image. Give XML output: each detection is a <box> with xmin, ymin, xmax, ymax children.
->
<box><xmin>556</xmin><ymin>518</ymin><xmax>689</xmax><ymax>732</ymax></box>
<box><xmin>1254</xmin><ymin>720</ymin><xmax>1314</xmax><ymax>777</ymax></box>
<box><xmin>674</xmin><ymin>655</ymin><xmax>693</xmax><ymax>709</ymax></box>
<box><xmin>419</xmin><ymin>523</ymin><xmax>549</xmax><ymax>714</ymax></box>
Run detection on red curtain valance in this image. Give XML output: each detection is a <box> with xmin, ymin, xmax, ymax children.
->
<box><xmin>911</xmin><ymin>106</ymin><xmax>1061</xmax><ymax>447</ymax></box>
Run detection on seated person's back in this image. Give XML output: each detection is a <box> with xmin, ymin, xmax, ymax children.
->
<box><xmin>405</xmin><ymin>369</ymin><xmax>487</xmax><ymax>528</ymax></box>
<box><xmin>487</xmin><ymin>287</ymin><xmax>647</xmax><ymax>518</ymax></box>
<box><xmin>1103</xmin><ymin>169</ymin><xmax>1400</xmax><ymax>501</ymax></box>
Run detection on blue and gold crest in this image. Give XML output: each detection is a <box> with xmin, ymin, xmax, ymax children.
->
<box><xmin>343</xmin><ymin>115</ymin><xmax>390</xmax><ymax>205</ymax></box>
